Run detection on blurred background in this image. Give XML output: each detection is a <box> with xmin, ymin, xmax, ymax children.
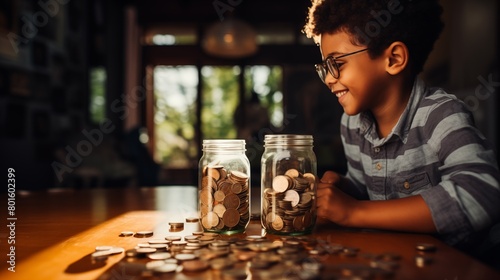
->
<box><xmin>0</xmin><ymin>0</ymin><xmax>498</xmax><ymax>190</ymax></box>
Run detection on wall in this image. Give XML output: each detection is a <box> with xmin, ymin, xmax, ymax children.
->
<box><xmin>0</xmin><ymin>0</ymin><xmax>89</xmax><ymax>189</ymax></box>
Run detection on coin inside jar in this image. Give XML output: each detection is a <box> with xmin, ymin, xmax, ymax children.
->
<box><xmin>199</xmin><ymin>162</ymin><xmax>250</xmax><ymax>233</ymax></box>
<box><xmin>263</xmin><ymin>169</ymin><xmax>317</xmax><ymax>234</ymax></box>
<box><xmin>222</xmin><ymin>208</ymin><xmax>241</xmax><ymax>228</ymax></box>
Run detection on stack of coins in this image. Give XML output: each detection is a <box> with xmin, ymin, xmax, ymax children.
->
<box><xmin>200</xmin><ymin>165</ymin><xmax>250</xmax><ymax>233</ymax></box>
<box><xmin>262</xmin><ymin>168</ymin><xmax>316</xmax><ymax>234</ymax></box>
<box><xmin>169</xmin><ymin>222</ymin><xmax>184</xmax><ymax>232</ymax></box>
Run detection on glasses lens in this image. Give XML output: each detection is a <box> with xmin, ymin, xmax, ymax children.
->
<box><xmin>326</xmin><ymin>58</ymin><xmax>339</xmax><ymax>79</ymax></box>
<box><xmin>315</xmin><ymin>64</ymin><xmax>327</xmax><ymax>82</ymax></box>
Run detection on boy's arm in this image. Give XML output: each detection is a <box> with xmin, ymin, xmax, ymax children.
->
<box><xmin>317</xmin><ymin>172</ymin><xmax>436</xmax><ymax>233</ymax></box>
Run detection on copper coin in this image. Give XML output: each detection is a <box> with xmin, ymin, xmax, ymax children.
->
<box><xmin>223</xmin><ymin>194</ymin><xmax>240</xmax><ymax>209</ymax></box>
<box><xmin>303</xmin><ymin>212</ymin><xmax>313</xmax><ymax>228</ymax></box>
<box><xmin>272</xmin><ymin>175</ymin><xmax>291</xmax><ymax>193</ymax></box>
<box><xmin>300</xmin><ymin>192</ymin><xmax>313</xmax><ymax>205</ymax></box>
<box><xmin>223</xmin><ymin>208</ymin><xmax>240</xmax><ymax>227</ymax></box>
<box><xmin>293</xmin><ymin>215</ymin><xmax>304</xmax><ymax>230</ymax></box>
<box><xmin>231</xmin><ymin>183</ymin><xmax>243</xmax><ymax>194</ymax></box>
<box><xmin>218</xmin><ymin>169</ymin><xmax>228</xmax><ymax>180</ymax></box>
<box><xmin>185</xmin><ymin>217</ymin><xmax>200</xmax><ymax>223</ymax></box>
<box><xmin>199</xmin><ymin>187</ymin><xmax>213</xmax><ymax>206</ymax></box>
<box><xmin>208</xmin><ymin>168</ymin><xmax>221</xmax><ymax>181</ymax></box>
<box><xmin>214</xmin><ymin>190</ymin><xmax>226</xmax><ymax>202</ymax></box>
<box><xmin>271</xmin><ymin>215</ymin><xmax>284</xmax><ymax>231</ymax></box>
<box><xmin>220</xmin><ymin>182</ymin><xmax>233</xmax><ymax>195</ymax></box>
<box><xmin>416</xmin><ymin>243</ymin><xmax>437</xmax><ymax>252</ymax></box>
<box><xmin>201</xmin><ymin>176</ymin><xmax>217</xmax><ymax>189</ymax></box>
<box><xmin>182</xmin><ymin>259</ymin><xmax>210</xmax><ymax>272</ymax></box>
<box><xmin>303</xmin><ymin>172</ymin><xmax>316</xmax><ymax>181</ymax></box>
<box><xmin>285</xmin><ymin>168</ymin><xmax>300</xmax><ymax>178</ymax></box>
<box><xmin>204</xmin><ymin>211</ymin><xmax>220</xmax><ymax>228</ymax></box>
<box><xmin>213</xmin><ymin>204</ymin><xmax>227</xmax><ymax>218</ymax></box>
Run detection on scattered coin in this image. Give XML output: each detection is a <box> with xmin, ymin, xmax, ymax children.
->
<box><xmin>222</xmin><ymin>268</ymin><xmax>248</xmax><ymax>280</ymax></box>
<box><xmin>91</xmin><ymin>246</ymin><xmax>124</xmax><ymax>258</ymax></box>
<box><xmin>169</xmin><ymin>222</ymin><xmax>184</xmax><ymax>228</ymax></box>
<box><xmin>186</xmin><ymin>217</ymin><xmax>200</xmax><ymax>223</ymax></box>
<box><xmin>165</xmin><ymin>236</ymin><xmax>182</xmax><ymax>241</ymax></box>
<box><xmin>135</xmin><ymin>231</ymin><xmax>154</xmax><ymax>238</ymax></box>
<box><xmin>415</xmin><ymin>255</ymin><xmax>433</xmax><ymax>267</ymax></box>
<box><xmin>370</xmin><ymin>259</ymin><xmax>400</xmax><ymax>271</ymax></box>
<box><xmin>95</xmin><ymin>246</ymin><xmax>114</xmax><ymax>251</ymax></box>
<box><xmin>153</xmin><ymin>263</ymin><xmax>178</xmax><ymax>273</ymax></box>
<box><xmin>148</xmin><ymin>252</ymin><xmax>172</xmax><ymax>260</ymax></box>
<box><xmin>136</xmin><ymin>248</ymin><xmax>157</xmax><ymax>254</ymax></box>
<box><xmin>182</xmin><ymin>259</ymin><xmax>210</xmax><ymax>272</ymax></box>
<box><xmin>119</xmin><ymin>231</ymin><xmax>135</xmax><ymax>237</ymax></box>
<box><xmin>416</xmin><ymin>243</ymin><xmax>437</xmax><ymax>252</ymax></box>
<box><xmin>175</xmin><ymin>253</ymin><xmax>197</xmax><ymax>261</ymax></box>
<box><xmin>146</xmin><ymin>260</ymin><xmax>167</xmax><ymax>270</ymax></box>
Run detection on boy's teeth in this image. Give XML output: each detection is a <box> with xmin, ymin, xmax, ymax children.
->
<box><xmin>335</xmin><ymin>90</ymin><xmax>348</xmax><ymax>98</ymax></box>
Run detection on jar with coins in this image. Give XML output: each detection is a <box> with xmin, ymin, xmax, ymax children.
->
<box><xmin>198</xmin><ymin>139</ymin><xmax>251</xmax><ymax>234</ymax></box>
<box><xmin>261</xmin><ymin>134</ymin><xmax>317</xmax><ymax>235</ymax></box>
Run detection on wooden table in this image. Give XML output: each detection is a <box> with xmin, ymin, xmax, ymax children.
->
<box><xmin>1</xmin><ymin>186</ymin><xmax>499</xmax><ymax>279</ymax></box>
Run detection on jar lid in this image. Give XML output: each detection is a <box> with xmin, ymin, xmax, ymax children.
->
<box><xmin>264</xmin><ymin>134</ymin><xmax>313</xmax><ymax>146</ymax></box>
<box><xmin>202</xmin><ymin>139</ymin><xmax>246</xmax><ymax>151</ymax></box>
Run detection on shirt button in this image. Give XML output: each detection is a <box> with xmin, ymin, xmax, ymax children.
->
<box><xmin>374</xmin><ymin>147</ymin><xmax>380</xmax><ymax>153</ymax></box>
<box><xmin>376</xmin><ymin>163</ymin><xmax>382</xmax><ymax>170</ymax></box>
<box><xmin>404</xmin><ymin>181</ymin><xmax>410</xmax><ymax>189</ymax></box>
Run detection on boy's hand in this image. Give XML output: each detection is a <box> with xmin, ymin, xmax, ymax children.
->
<box><xmin>316</xmin><ymin>171</ymin><xmax>436</xmax><ymax>232</ymax></box>
<box><xmin>317</xmin><ymin>171</ymin><xmax>358</xmax><ymax>226</ymax></box>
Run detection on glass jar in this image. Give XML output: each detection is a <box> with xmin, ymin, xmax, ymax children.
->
<box><xmin>198</xmin><ymin>139</ymin><xmax>251</xmax><ymax>234</ymax></box>
<box><xmin>261</xmin><ymin>134</ymin><xmax>317</xmax><ymax>235</ymax></box>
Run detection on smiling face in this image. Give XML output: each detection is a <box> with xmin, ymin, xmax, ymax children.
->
<box><xmin>319</xmin><ymin>30</ymin><xmax>391</xmax><ymax>116</ymax></box>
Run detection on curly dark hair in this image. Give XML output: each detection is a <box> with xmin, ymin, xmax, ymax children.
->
<box><xmin>303</xmin><ymin>0</ymin><xmax>444</xmax><ymax>75</ymax></box>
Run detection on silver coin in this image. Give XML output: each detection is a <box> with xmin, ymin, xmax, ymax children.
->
<box><xmin>146</xmin><ymin>260</ymin><xmax>167</xmax><ymax>270</ymax></box>
<box><xmin>136</xmin><ymin>247</ymin><xmax>157</xmax><ymax>254</ymax></box>
<box><xmin>149</xmin><ymin>239</ymin><xmax>169</xmax><ymax>244</ymax></box>
<box><xmin>165</xmin><ymin>236</ymin><xmax>182</xmax><ymax>241</ymax></box>
<box><xmin>153</xmin><ymin>263</ymin><xmax>178</xmax><ymax>273</ymax></box>
<box><xmin>91</xmin><ymin>247</ymin><xmax>124</xmax><ymax>257</ymax></box>
<box><xmin>148</xmin><ymin>252</ymin><xmax>172</xmax><ymax>260</ymax></box>
<box><xmin>175</xmin><ymin>253</ymin><xmax>197</xmax><ymax>261</ymax></box>
<box><xmin>95</xmin><ymin>246</ymin><xmax>114</xmax><ymax>251</ymax></box>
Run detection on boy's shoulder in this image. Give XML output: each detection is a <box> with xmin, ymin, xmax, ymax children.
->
<box><xmin>419</xmin><ymin>86</ymin><xmax>472</xmax><ymax>118</ymax></box>
<box><xmin>341</xmin><ymin>83</ymin><xmax>472</xmax><ymax>131</ymax></box>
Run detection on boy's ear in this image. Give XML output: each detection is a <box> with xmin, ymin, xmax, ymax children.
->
<box><xmin>384</xmin><ymin>41</ymin><xmax>409</xmax><ymax>75</ymax></box>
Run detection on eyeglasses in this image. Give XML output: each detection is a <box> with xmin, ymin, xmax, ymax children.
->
<box><xmin>315</xmin><ymin>48</ymin><xmax>369</xmax><ymax>83</ymax></box>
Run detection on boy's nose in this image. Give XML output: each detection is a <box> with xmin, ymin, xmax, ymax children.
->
<box><xmin>324</xmin><ymin>72</ymin><xmax>338</xmax><ymax>87</ymax></box>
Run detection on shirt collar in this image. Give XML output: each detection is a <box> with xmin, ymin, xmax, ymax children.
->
<box><xmin>359</xmin><ymin>78</ymin><xmax>426</xmax><ymax>145</ymax></box>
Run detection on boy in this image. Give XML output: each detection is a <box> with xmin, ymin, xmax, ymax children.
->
<box><xmin>303</xmin><ymin>0</ymin><xmax>500</xmax><ymax>252</ymax></box>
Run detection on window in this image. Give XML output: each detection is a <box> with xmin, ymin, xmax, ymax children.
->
<box><xmin>144</xmin><ymin>25</ymin><xmax>197</xmax><ymax>46</ymax></box>
<box><xmin>152</xmin><ymin>65</ymin><xmax>283</xmax><ymax>169</ymax></box>
<box><xmin>89</xmin><ymin>67</ymin><xmax>106</xmax><ymax>123</ymax></box>
<box><xmin>153</xmin><ymin>66</ymin><xmax>198</xmax><ymax>167</ymax></box>
<box><xmin>244</xmin><ymin>65</ymin><xmax>283</xmax><ymax>128</ymax></box>
<box><xmin>201</xmin><ymin>66</ymin><xmax>240</xmax><ymax>139</ymax></box>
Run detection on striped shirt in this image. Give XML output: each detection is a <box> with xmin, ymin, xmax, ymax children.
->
<box><xmin>341</xmin><ymin>78</ymin><xmax>500</xmax><ymax>246</ymax></box>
